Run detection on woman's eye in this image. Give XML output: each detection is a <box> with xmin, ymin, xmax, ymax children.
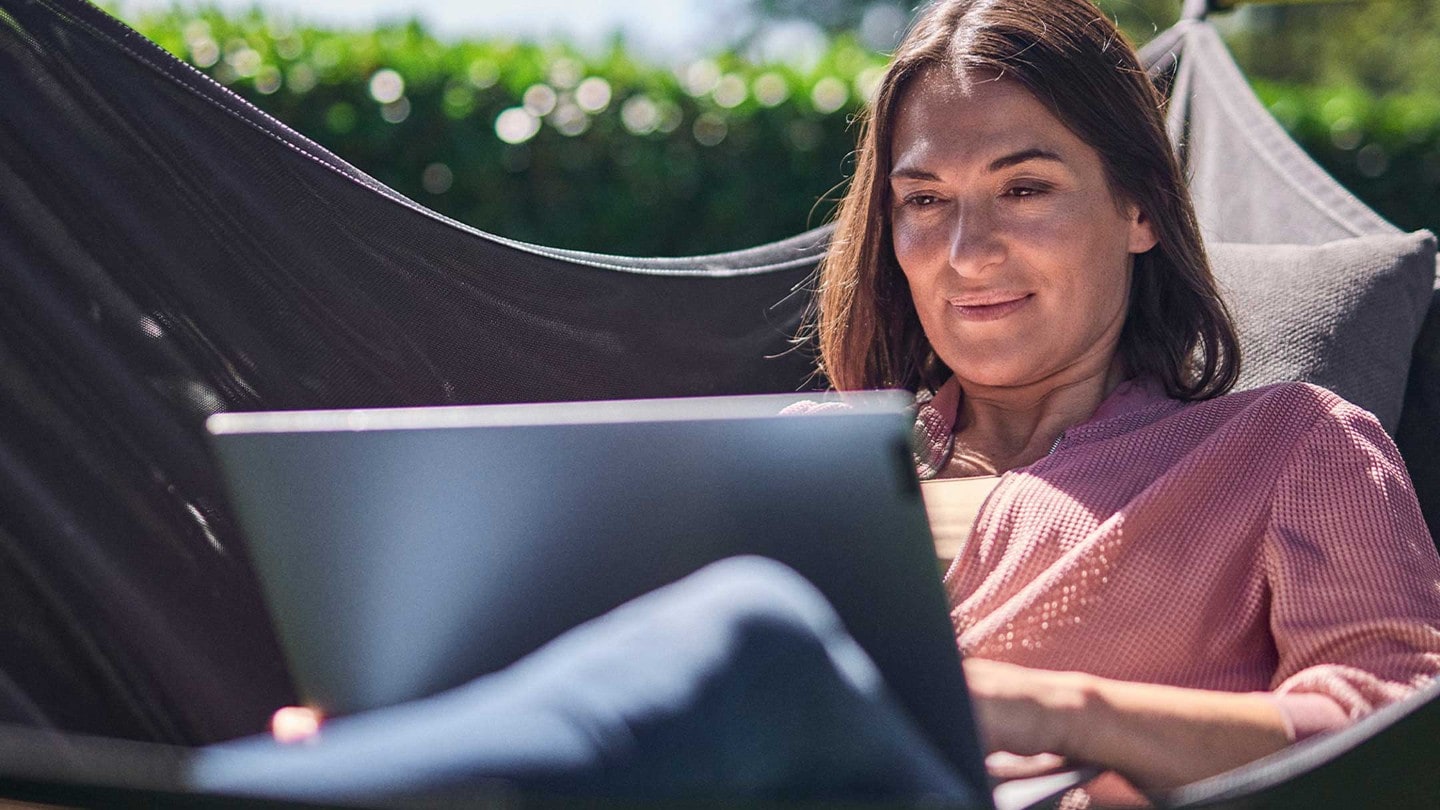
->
<box><xmin>1005</xmin><ymin>184</ymin><xmax>1046</xmax><ymax>198</ymax></box>
<box><xmin>904</xmin><ymin>194</ymin><xmax>939</xmax><ymax>207</ymax></box>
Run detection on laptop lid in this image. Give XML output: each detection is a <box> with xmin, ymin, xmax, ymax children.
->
<box><xmin>207</xmin><ymin>392</ymin><xmax>990</xmax><ymax>799</ymax></box>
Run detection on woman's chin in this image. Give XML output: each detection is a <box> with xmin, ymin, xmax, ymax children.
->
<box><xmin>944</xmin><ymin>359</ymin><xmax>1048</xmax><ymax>391</ymax></box>
<box><xmin>947</xmin><ymin>370</ymin><xmax>1037</xmax><ymax>392</ymax></box>
<box><xmin>941</xmin><ymin>347</ymin><xmax>1120</xmax><ymax>394</ymax></box>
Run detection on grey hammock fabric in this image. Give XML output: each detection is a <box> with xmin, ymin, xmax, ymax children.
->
<box><xmin>1145</xmin><ymin>18</ymin><xmax>1440</xmax><ymax>534</ymax></box>
<box><xmin>1160</xmin><ymin>24</ymin><xmax>1399</xmax><ymax>244</ymax></box>
<box><xmin>0</xmin><ymin>1</ymin><xmax>1437</xmax><ymax>807</ymax></box>
<box><xmin>1157</xmin><ymin>20</ymin><xmax>1439</xmax><ymax>433</ymax></box>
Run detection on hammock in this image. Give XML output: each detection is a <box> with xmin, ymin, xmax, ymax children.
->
<box><xmin>0</xmin><ymin>0</ymin><xmax>1436</xmax><ymax>805</ymax></box>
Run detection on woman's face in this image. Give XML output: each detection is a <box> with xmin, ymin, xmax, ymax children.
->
<box><xmin>889</xmin><ymin>70</ymin><xmax>1157</xmax><ymax>391</ymax></box>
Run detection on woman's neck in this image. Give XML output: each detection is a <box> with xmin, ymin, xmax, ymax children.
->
<box><xmin>947</xmin><ymin>359</ymin><xmax>1128</xmax><ymax>476</ymax></box>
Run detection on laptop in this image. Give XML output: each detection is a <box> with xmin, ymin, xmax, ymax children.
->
<box><xmin>207</xmin><ymin>392</ymin><xmax>1088</xmax><ymax>809</ymax></box>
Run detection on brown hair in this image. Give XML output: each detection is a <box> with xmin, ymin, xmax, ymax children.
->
<box><xmin>812</xmin><ymin>0</ymin><xmax>1239</xmax><ymax>398</ymax></box>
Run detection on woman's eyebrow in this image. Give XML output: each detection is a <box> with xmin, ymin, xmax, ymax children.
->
<box><xmin>988</xmin><ymin>147</ymin><xmax>1064</xmax><ymax>172</ymax></box>
<box><xmin>889</xmin><ymin>166</ymin><xmax>941</xmax><ymax>182</ymax></box>
<box><xmin>890</xmin><ymin>147</ymin><xmax>1065</xmax><ymax>181</ymax></box>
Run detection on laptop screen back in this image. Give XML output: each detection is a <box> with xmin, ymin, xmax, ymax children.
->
<box><xmin>207</xmin><ymin>392</ymin><xmax>988</xmax><ymax>795</ymax></box>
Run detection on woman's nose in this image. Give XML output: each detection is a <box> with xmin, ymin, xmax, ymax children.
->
<box><xmin>947</xmin><ymin>204</ymin><xmax>1003</xmax><ymax>275</ymax></box>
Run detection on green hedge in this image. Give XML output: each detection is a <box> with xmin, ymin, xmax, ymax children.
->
<box><xmin>1254</xmin><ymin>81</ymin><xmax>1440</xmax><ymax>239</ymax></box>
<box><xmin>113</xmin><ymin>6</ymin><xmax>1440</xmax><ymax>256</ymax></box>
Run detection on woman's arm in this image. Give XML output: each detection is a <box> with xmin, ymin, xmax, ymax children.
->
<box><xmin>963</xmin><ymin>658</ymin><xmax>1291</xmax><ymax>791</ymax></box>
<box><xmin>965</xmin><ymin>393</ymin><xmax>1440</xmax><ymax>793</ymax></box>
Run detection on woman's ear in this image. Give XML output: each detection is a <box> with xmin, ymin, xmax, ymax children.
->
<box><xmin>1128</xmin><ymin>206</ymin><xmax>1159</xmax><ymax>254</ymax></box>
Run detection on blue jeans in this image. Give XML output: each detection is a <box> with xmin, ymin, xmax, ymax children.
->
<box><xmin>191</xmin><ymin>556</ymin><xmax>975</xmax><ymax>804</ymax></box>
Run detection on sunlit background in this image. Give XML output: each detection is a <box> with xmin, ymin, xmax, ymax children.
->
<box><xmin>106</xmin><ymin>1</ymin><xmax>1440</xmax><ymax>256</ymax></box>
<box><xmin>114</xmin><ymin>0</ymin><xmax>730</xmax><ymax>56</ymax></box>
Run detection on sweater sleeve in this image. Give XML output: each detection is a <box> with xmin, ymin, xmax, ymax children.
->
<box><xmin>1262</xmin><ymin>393</ymin><xmax>1440</xmax><ymax>738</ymax></box>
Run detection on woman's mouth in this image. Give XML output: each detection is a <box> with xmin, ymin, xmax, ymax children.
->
<box><xmin>948</xmin><ymin>293</ymin><xmax>1033</xmax><ymax>321</ymax></box>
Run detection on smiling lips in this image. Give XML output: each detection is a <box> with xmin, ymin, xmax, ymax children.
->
<box><xmin>948</xmin><ymin>293</ymin><xmax>1034</xmax><ymax>321</ymax></box>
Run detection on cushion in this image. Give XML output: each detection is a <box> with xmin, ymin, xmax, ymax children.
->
<box><xmin>1209</xmin><ymin>230</ymin><xmax>1438</xmax><ymax>433</ymax></box>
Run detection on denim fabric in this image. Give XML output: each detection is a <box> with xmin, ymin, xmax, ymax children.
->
<box><xmin>190</xmin><ymin>556</ymin><xmax>976</xmax><ymax>804</ymax></box>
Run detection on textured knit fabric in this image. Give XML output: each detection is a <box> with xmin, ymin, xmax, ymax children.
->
<box><xmin>916</xmin><ymin>377</ymin><xmax>1440</xmax><ymax>739</ymax></box>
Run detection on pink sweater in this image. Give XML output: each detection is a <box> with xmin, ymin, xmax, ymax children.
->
<box><xmin>915</xmin><ymin>377</ymin><xmax>1440</xmax><ymax>740</ymax></box>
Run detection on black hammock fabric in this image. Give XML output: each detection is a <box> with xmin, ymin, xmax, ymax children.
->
<box><xmin>0</xmin><ymin>0</ymin><xmax>821</xmax><ymax>745</ymax></box>
<box><xmin>1</xmin><ymin>0</ymin><xmax>1438</xmax><ymax>776</ymax></box>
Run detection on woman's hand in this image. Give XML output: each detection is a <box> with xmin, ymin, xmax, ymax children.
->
<box><xmin>963</xmin><ymin>658</ymin><xmax>1293</xmax><ymax>791</ymax></box>
<box><xmin>963</xmin><ymin>658</ymin><xmax>1089</xmax><ymax>757</ymax></box>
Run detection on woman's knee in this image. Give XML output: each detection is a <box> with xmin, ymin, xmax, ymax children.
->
<box><xmin>499</xmin><ymin>556</ymin><xmax>878</xmax><ymax>723</ymax></box>
<box><xmin>645</xmin><ymin>555</ymin><xmax>843</xmax><ymax>640</ymax></box>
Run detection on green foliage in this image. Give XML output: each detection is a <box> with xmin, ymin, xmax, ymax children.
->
<box><xmin>1253</xmin><ymin>81</ymin><xmax>1440</xmax><ymax>234</ymax></box>
<box><xmin>110</xmin><ymin>4</ymin><xmax>885</xmax><ymax>255</ymax></box>
<box><xmin>1222</xmin><ymin>1</ymin><xmax>1440</xmax><ymax>98</ymax></box>
<box><xmin>108</xmin><ymin>3</ymin><xmax>1438</xmax><ymax>255</ymax></box>
<box><xmin>1092</xmin><ymin>0</ymin><xmax>1182</xmax><ymax>43</ymax></box>
<box><xmin>748</xmin><ymin>0</ymin><xmax>1182</xmax><ymax>45</ymax></box>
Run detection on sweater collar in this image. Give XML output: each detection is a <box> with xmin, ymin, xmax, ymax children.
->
<box><xmin>912</xmin><ymin>376</ymin><xmax>1173</xmax><ymax>478</ymax></box>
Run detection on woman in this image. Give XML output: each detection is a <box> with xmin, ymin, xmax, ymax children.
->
<box><xmin>199</xmin><ymin>0</ymin><xmax>1438</xmax><ymax>804</ymax></box>
<box><xmin>812</xmin><ymin>0</ymin><xmax>1440</xmax><ymax>797</ymax></box>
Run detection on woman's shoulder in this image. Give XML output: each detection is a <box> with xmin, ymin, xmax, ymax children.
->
<box><xmin>1197</xmin><ymin>381</ymin><xmax>1384</xmax><ymax>435</ymax></box>
<box><xmin>1154</xmin><ymin>382</ymin><xmax>1403</xmax><ymax>481</ymax></box>
<box><xmin>1069</xmin><ymin>379</ymin><xmax>1393</xmax><ymax>463</ymax></box>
